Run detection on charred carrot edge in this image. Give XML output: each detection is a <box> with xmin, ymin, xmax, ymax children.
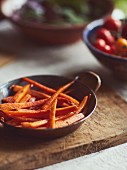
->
<box><xmin>20</xmin><ymin>94</ymin><xmax>32</xmax><ymax>103</ymax></box>
<box><xmin>2</xmin><ymin>96</ymin><xmax>15</xmax><ymax>103</ymax></box>
<box><xmin>12</xmin><ymin>85</ymin><xmax>50</xmax><ymax>99</ymax></box>
<box><xmin>0</xmin><ymin>98</ymin><xmax>47</xmax><ymax>110</ymax></box>
<box><xmin>42</xmin><ymin>80</ymin><xmax>75</xmax><ymax>110</ymax></box>
<box><xmin>22</xmin><ymin>77</ymin><xmax>79</xmax><ymax>105</ymax></box>
<box><xmin>13</xmin><ymin>84</ymin><xmax>31</xmax><ymax>103</ymax></box>
<box><xmin>49</xmin><ymin>98</ymin><xmax>57</xmax><ymax>128</ymax></box>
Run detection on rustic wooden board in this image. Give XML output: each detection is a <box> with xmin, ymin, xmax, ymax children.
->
<box><xmin>0</xmin><ymin>84</ymin><xmax>127</xmax><ymax>170</ymax></box>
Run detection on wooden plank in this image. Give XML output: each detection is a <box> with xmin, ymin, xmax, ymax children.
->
<box><xmin>0</xmin><ymin>84</ymin><xmax>127</xmax><ymax>170</ymax></box>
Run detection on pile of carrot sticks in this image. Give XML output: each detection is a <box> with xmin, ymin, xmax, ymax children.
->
<box><xmin>0</xmin><ymin>77</ymin><xmax>90</xmax><ymax>129</ymax></box>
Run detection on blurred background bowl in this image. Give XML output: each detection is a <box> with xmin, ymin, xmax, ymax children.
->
<box><xmin>1</xmin><ymin>0</ymin><xmax>114</xmax><ymax>45</ymax></box>
<box><xmin>83</xmin><ymin>18</ymin><xmax>127</xmax><ymax>81</ymax></box>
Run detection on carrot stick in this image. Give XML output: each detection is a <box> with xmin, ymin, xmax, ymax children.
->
<box><xmin>22</xmin><ymin>77</ymin><xmax>55</xmax><ymax>93</ymax></box>
<box><xmin>49</xmin><ymin>98</ymin><xmax>57</xmax><ymax>128</ymax></box>
<box><xmin>42</xmin><ymin>80</ymin><xmax>75</xmax><ymax>110</ymax></box>
<box><xmin>20</xmin><ymin>112</ymin><xmax>84</xmax><ymax>129</ymax></box>
<box><xmin>13</xmin><ymin>84</ymin><xmax>31</xmax><ymax>103</ymax></box>
<box><xmin>20</xmin><ymin>94</ymin><xmax>31</xmax><ymax>103</ymax></box>
<box><xmin>75</xmin><ymin>95</ymin><xmax>89</xmax><ymax>114</ymax></box>
<box><xmin>3</xmin><ymin>109</ymin><xmax>49</xmax><ymax>118</ymax></box>
<box><xmin>56</xmin><ymin>105</ymin><xmax>78</xmax><ymax>116</ymax></box>
<box><xmin>21</xmin><ymin>119</ymin><xmax>48</xmax><ymax>128</ymax></box>
<box><xmin>55</xmin><ymin>113</ymin><xmax>84</xmax><ymax>128</ymax></box>
<box><xmin>12</xmin><ymin>85</ymin><xmax>74</xmax><ymax>106</ymax></box>
<box><xmin>0</xmin><ymin>98</ymin><xmax>47</xmax><ymax>110</ymax></box>
<box><xmin>12</xmin><ymin>85</ymin><xmax>50</xmax><ymax>99</ymax></box>
<box><xmin>2</xmin><ymin>105</ymin><xmax>78</xmax><ymax>118</ymax></box>
<box><xmin>57</xmin><ymin>97</ymin><xmax>74</xmax><ymax>107</ymax></box>
<box><xmin>10</xmin><ymin>116</ymin><xmax>41</xmax><ymax>122</ymax></box>
<box><xmin>22</xmin><ymin>77</ymin><xmax>79</xmax><ymax>105</ymax></box>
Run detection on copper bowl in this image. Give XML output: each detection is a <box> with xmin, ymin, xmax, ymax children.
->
<box><xmin>0</xmin><ymin>72</ymin><xmax>101</xmax><ymax>139</ymax></box>
<box><xmin>1</xmin><ymin>0</ymin><xmax>114</xmax><ymax>45</ymax></box>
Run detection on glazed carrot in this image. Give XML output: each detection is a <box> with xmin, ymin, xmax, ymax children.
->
<box><xmin>57</xmin><ymin>97</ymin><xmax>74</xmax><ymax>107</ymax></box>
<box><xmin>22</xmin><ymin>77</ymin><xmax>55</xmax><ymax>93</ymax></box>
<box><xmin>13</xmin><ymin>85</ymin><xmax>74</xmax><ymax>106</ymax></box>
<box><xmin>42</xmin><ymin>80</ymin><xmax>75</xmax><ymax>110</ymax></box>
<box><xmin>13</xmin><ymin>84</ymin><xmax>31</xmax><ymax>103</ymax></box>
<box><xmin>55</xmin><ymin>113</ymin><xmax>84</xmax><ymax>128</ymax></box>
<box><xmin>2</xmin><ymin>105</ymin><xmax>78</xmax><ymax>118</ymax></box>
<box><xmin>22</xmin><ymin>77</ymin><xmax>79</xmax><ymax>105</ymax></box>
<box><xmin>2</xmin><ymin>109</ymin><xmax>49</xmax><ymax>118</ymax></box>
<box><xmin>12</xmin><ymin>85</ymin><xmax>50</xmax><ymax>99</ymax></box>
<box><xmin>20</xmin><ymin>112</ymin><xmax>84</xmax><ymax>129</ymax></box>
<box><xmin>49</xmin><ymin>99</ymin><xmax>57</xmax><ymax>128</ymax></box>
<box><xmin>10</xmin><ymin>116</ymin><xmax>40</xmax><ymax>122</ymax></box>
<box><xmin>20</xmin><ymin>94</ymin><xmax>31</xmax><ymax>103</ymax></box>
<box><xmin>75</xmin><ymin>95</ymin><xmax>89</xmax><ymax>115</ymax></box>
<box><xmin>0</xmin><ymin>98</ymin><xmax>47</xmax><ymax>110</ymax></box>
<box><xmin>56</xmin><ymin>105</ymin><xmax>78</xmax><ymax>116</ymax></box>
<box><xmin>12</xmin><ymin>85</ymin><xmax>75</xmax><ymax>106</ymax></box>
<box><xmin>21</xmin><ymin>119</ymin><xmax>48</xmax><ymax>128</ymax></box>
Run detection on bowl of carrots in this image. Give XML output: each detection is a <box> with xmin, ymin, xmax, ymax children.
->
<box><xmin>0</xmin><ymin>74</ymin><xmax>100</xmax><ymax>139</ymax></box>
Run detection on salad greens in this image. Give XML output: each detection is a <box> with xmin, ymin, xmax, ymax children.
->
<box><xmin>15</xmin><ymin>0</ymin><xmax>113</xmax><ymax>25</ymax></box>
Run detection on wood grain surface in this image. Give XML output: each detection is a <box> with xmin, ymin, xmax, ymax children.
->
<box><xmin>0</xmin><ymin>84</ymin><xmax>127</xmax><ymax>170</ymax></box>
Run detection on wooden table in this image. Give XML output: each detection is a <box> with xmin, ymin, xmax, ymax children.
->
<box><xmin>0</xmin><ymin>20</ymin><xmax>127</xmax><ymax>170</ymax></box>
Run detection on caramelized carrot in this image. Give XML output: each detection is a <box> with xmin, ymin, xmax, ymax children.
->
<box><xmin>12</xmin><ymin>85</ymin><xmax>50</xmax><ymax>99</ymax></box>
<box><xmin>56</xmin><ymin>105</ymin><xmax>78</xmax><ymax>116</ymax></box>
<box><xmin>55</xmin><ymin>113</ymin><xmax>84</xmax><ymax>128</ymax></box>
<box><xmin>2</xmin><ymin>105</ymin><xmax>78</xmax><ymax>119</ymax></box>
<box><xmin>13</xmin><ymin>84</ymin><xmax>31</xmax><ymax>103</ymax></box>
<box><xmin>22</xmin><ymin>77</ymin><xmax>79</xmax><ymax>105</ymax></box>
<box><xmin>20</xmin><ymin>94</ymin><xmax>31</xmax><ymax>103</ymax></box>
<box><xmin>75</xmin><ymin>95</ymin><xmax>89</xmax><ymax>114</ymax></box>
<box><xmin>42</xmin><ymin>80</ymin><xmax>75</xmax><ymax>110</ymax></box>
<box><xmin>49</xmin><ymin>99</ymin><xmax>57</xmax><ymax>128</ymax></box>
<box><xmin>20</xmin><ymin>112</ymin><xmax>84</xmax><ymax>129</ymax></box>
<box><xmin>0</xmin><ymin>98</ymin><xmax>47</xmax><ymax>110</ymax></box>
<box><xmin>21</xmin><ymin>119</ymin><xmax>48</xmax><ymax>128</ymax></box>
